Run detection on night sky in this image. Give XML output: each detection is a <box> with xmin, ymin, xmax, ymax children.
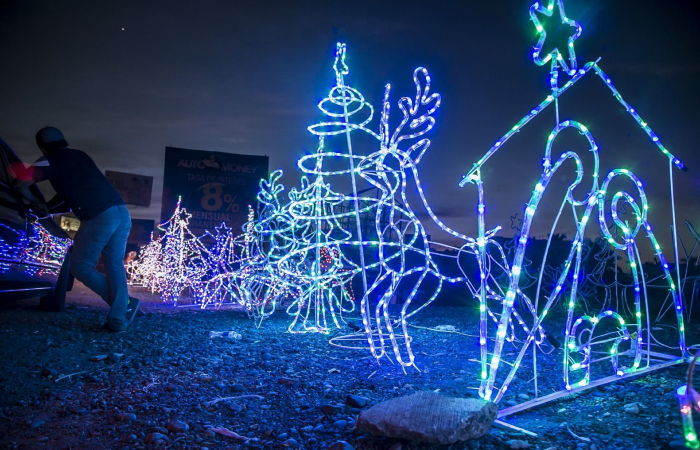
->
<box><xmin>0</xmin><ymin>0</ymin><xmax>698</xmax><ymax>256</ymax></box>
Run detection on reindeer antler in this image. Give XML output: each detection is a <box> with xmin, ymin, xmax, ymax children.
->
<box><xmin>388</xmin><ymin>68</ymin><xmax>441</xmax><ymax>163</ymax></box>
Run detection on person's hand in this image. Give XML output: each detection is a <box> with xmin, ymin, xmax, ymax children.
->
<box><xmin>29</xmin><ymin>202</ymin><xmax>49</xmax><ymax>217</ymax></box>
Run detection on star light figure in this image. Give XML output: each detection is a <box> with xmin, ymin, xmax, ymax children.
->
<box><xmin>529</xmin><ymin>0</ymin><xmax>583</xmax><ymax>77</ymax></box>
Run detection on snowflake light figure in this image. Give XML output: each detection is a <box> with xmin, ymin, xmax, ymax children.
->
<box><xmin>188</xmin><ymin>219</ymin><xmax>254</xmax><ymax>309</ymax></box>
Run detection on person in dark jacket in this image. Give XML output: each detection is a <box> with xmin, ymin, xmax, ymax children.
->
<box><xmin>14</xmin><ymin>126</ymin><xmax>139</xmax><ymax>332</ymax></box>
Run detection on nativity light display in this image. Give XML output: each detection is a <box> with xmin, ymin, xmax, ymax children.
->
<box><xmin>678</xmin><ymin>351</ymin><xmax>700</xmax><ymax>448</ymax></box>
<box><xmin>460</xmin><ymin>0</ymin><xmax>687</xmax><ymax>413</ymax></box>
<box><xmin>128</xmin><ymin>0</ymin><xmax>690</xmax><ymax>418</ymax></box>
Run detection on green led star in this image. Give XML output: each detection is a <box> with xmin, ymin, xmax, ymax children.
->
<box><xmin>529</xmin><ymin>0</ymin><xmax>583</xmax><ymax>75</ymax></box>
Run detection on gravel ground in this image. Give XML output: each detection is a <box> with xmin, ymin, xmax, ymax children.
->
<box><xmin>0</xmin><ymin>282</ymin><xmax>696</xmax><ymax>450</ymax></box>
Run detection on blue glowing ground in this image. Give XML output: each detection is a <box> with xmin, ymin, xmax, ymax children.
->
<box><xmin>0</xmin><ymin>282</ymin><xmax>694</xmax><ymax>450</ymax></box>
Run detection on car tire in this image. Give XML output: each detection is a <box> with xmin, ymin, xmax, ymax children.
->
<box><xmin>40</xmin><ymin>248</ymin><xmax>71</xmax><ymax>312</ymax></box>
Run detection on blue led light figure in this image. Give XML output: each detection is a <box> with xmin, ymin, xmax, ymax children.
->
<box><xmin>282</xmin><ymin>138</ymin><xmax>359</xmax><ymax>333</ymax></box>
<box><xmin>188</xmin><ymin>219</ymin><xmax>256</xmax><ymax>309</ymax></box>
<box><xmin>127</xmin><ymin>13</ymin><xmax>687</xmax><ymax>410</ymax></box>
<box><xmin>460</xmin><ymin>0</ymin><xmax>687</xmax><ymax>405</ymax></box>
<box><xmin>529</xmin><ymin>0</ymin><xmax>583</xmax><ymax>76</ymax></box>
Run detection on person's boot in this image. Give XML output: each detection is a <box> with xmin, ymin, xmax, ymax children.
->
<box><xmin>102</xmin><ymin>323</ymin><xmax>126</xmax><ymax>334</ymax></box>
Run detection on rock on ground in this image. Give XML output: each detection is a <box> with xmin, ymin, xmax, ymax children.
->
<box><xmin>166</xmin><ymin>419</ymin><xmax>189</xmax><ymax>433</ymax></box>
<box><xmin>346</xmin><ymin>394</ymin><xmax>368</xmax><ymax>408</ymax></box>
<box><xmin>355</xmin><ymin>390</ymin><xmax>497</xmax><ymax>444</ymax></box>
<box><xmin>327</xmin><ymin>441</ymin><xmax>355</xmax><ymax>450</ymax></box>
<box><xmin>144</xmin><ymin>432</ymin><xmax>168</xmax><ymax>444</ymax></box>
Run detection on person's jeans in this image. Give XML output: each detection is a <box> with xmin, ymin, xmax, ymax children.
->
<box><xmin>70</xmin><ymin>205</ymin><xmax>131</xmax><ymax>329</ymax></box>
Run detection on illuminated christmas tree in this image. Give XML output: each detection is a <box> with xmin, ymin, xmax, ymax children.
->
<box><xmin>127</xmin><ymin>231</ymin><xmax>164</xmax><ymax>292</ymax></box>
<box><xmin>159</xmin><ymin>198</ymin><xmax>205</xmax><ymax>303</ymax></box>
<box><xmin>283</xmin><ymin>138</ymin><xmax>358</xmax><ymax>333</ymax></box>
<box><xmin>128</xmin><ymin>197</ymin><xmax>206</xmax><ymax>304</ymax></box>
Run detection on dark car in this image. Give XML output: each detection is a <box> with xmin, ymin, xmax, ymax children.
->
<box><xmin>0</xmin><ymin>137</ymin><xmax>73</xmax><ymax>311</ymax></box>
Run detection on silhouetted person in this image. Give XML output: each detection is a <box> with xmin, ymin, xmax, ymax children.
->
<box><xmin>14</xmin><ymin>126</ymin><xmax>140</xmax><ymax>332</ymax></box>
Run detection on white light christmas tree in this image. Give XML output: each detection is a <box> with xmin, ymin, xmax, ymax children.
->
<box><xmin>128</xmin><ymin>197</ymin><xmax>207</xmax><ymax>304</ymax></box>
<box><xmin>127</xmin><ymin>231</ymin><xmax>164</xmax><ymax>292</ymax></box>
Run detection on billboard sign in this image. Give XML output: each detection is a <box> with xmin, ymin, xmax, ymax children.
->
<box><xmin>105</xmin><ymin>170</ymin><xmax>153</xmax><ymax>207</ymax></box>
<box><xmin>161</xmin><ymin>147</ymin><xmax>269</xmax><ymax>236</ymax></box>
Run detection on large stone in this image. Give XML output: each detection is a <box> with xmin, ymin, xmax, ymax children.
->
<box><xmin>116</xmin><ymin>412</ymin><xmax>136</xmax><ymax>421</ymax></box>
<box><xmin>507</xmin><ymin>439</ymin><xmax>530</xmax><ymax>449</ymax></box>
<box><xmin>144</xmin><ymin>433</ymin><xmax>169</xmax><ymax>444</ymax></box>
<box><xmin>321</xmin><ymin>404</ymin><xmax>344</xmax><ymax>415</ymax></box>
<box><xmin>167</xmin><ymin>419</ymin><xmax>189</xmax><ymax>433</ymax></box>
<box><xmin>346</xmin><ymin>394</ymin><xmax>368</xmax><ymax>408</ymax></box>
<box><xmin>355</xmin><ymin>391</ymin><xmax>497</xmax><ymax>444</ymax></box>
